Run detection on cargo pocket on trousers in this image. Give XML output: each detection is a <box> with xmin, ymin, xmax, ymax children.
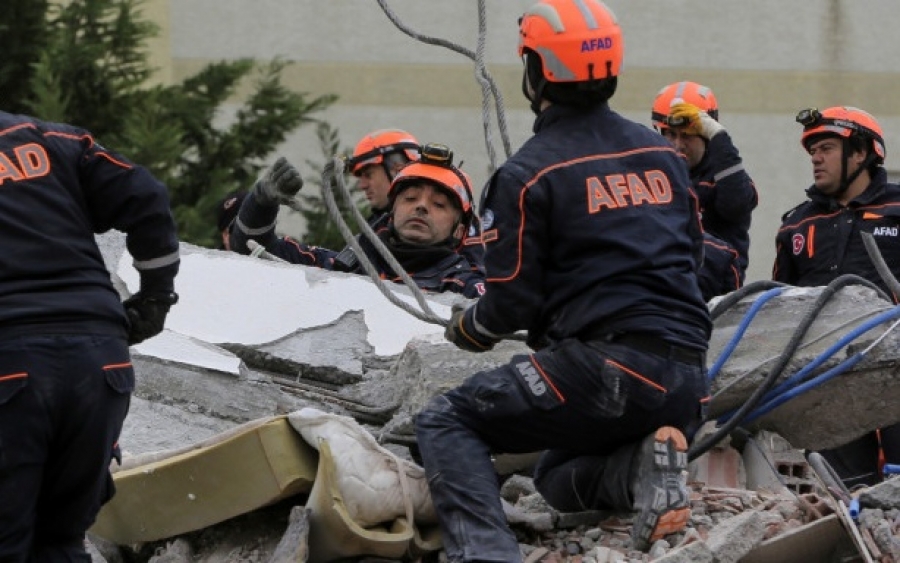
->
<box><xmin>0</xmin><ymin>372</ymin><xmax>28</xmax><ymax>406</ymax></box>
<box><xmin>605</xmin><ymin>357</ymin><xmax>667</xmax><ymax>412</ymax></box>
<box><xmin>592</xmin><ymin>360</ymin><xmax>628</xmax><ymax>418</ymax></box>
<box><xmin>103</xmin><ymin>363</ymin><xmax>135</xmax><ymax>395</ymax></box>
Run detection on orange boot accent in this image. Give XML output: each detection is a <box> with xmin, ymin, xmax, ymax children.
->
<box><xmin>630</xmin><ymin>426</ymin><xmax>691</xmax><ymax>550</ymax></box>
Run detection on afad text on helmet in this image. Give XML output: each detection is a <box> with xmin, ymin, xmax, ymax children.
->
<box><xmin>581</xmin><ymin>37</ymin><xmax>614</xmax><ymax>52</ymax></box>
<box><xmin>586</xmin><ymin>170</ymin><xmax>673</xmax><ymax>214</ymax></box>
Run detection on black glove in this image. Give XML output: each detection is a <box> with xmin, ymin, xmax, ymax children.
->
<box><xmin>445</xmin><ymin>303</ymin><xmax>499</xmax><ymax>353</ymax></box>
<box><xmin>253</xmin><ymin>157</ymin><xmax>304</xmax><ymax>206</ymax></box>
<box><xmin>123</xmin><ymin>291</ymin><xmax>179</xmax><ymax>345</ymax></box>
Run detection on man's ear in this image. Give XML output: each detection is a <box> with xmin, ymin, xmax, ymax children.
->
<box><xmin>850</xmin><ymin>147</ymin><xmax>868</xmax><ymax>169</ymax></box>
<box><xmin>453</xmin><ymin>222</ymin><xmax>466</xmax><ymax>241</ymax></box>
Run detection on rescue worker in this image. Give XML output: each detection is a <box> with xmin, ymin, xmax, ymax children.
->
<box><xmin>231</xmin><ymin>144</ymin><xmax>485</xmax><ymax>298</ymax></box>
<box><xmin>774</xmin><ymin>105</ymin><xmax>900</xmax><ymax>488</ymax></box>
<box><xmin>348</xmin><ymin>128</ymin><xmax>421</xmax><ymax>221</ymax></box>
<box><xmin>652</xmin><ymin>81</ymin><xmax>758</xmax><ymax>300</ymax></box>
<box><xmin>347</xmin><ymin>128</ymin><xmax>485</xmax><ymax>274</ymax></box>
<box><xmin>0</xmin><ymin>111</ymin><xmax>179</xmax><ymax>561</ymax></box>
<box><xmin>216</xmin><ymin>189</ymin><xmax>248</xmax><ymax>251</ymax></box>
<box><xmin>415</xmin><ymin>1</ymin><xmax>712</xmax><ymax>559</ymax></box>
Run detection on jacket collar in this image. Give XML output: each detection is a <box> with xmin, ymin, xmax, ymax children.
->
<box><xmin>533</xmin><ymin>102</ymin><xmax>610</xmax><ymax>134</ymax></box>
<box><xmin>806</xmin><ymin>168</ymin><xmax>888</xmax><ymax>210</ymax></box>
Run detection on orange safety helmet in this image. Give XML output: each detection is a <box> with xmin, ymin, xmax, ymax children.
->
<box><xmin>651</xmin><ymin>81</ymin><xmax>719</xmax><ymax>130</ymax></box>
<box><xmin>349</xmin><ymin>129</ymin><xmax>420</xmax><ymax>176</ymax></box>
<box><xmin>517</xmin><ymin>0</ymin><xmax>623</xmax><ymax>83</ymax></box>
<box><xmin>388</xmin><ymin>143</ymin><xmax>474</xmax><ymax>229</ymax></box>
<box><xmin>797</xmin><ymin>106</ymin><xmax>885</xmax><ymax>162</ymax></box>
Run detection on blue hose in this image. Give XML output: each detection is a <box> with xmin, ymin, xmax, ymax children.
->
<box><xmin>758</xmin><ymin>306</ymin><xmax>900</xmax><ymax>404</ymax></box>
<box><xmin>740</xmin><ymin>305</ymin><xmax>900</xmax><ymax>424</ymax></box>
<box><xmin>707</xmin><ymin>287</ymin><xmax>784</xmax><ymax>382</ymax></box>
<box><xmin>743</xmin><ymin>352</ymin><xmax>866</xmax><ymax>424</ymax></box>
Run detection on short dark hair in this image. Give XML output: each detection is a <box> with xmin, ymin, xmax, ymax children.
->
<box><xmin>524</xmin><ymin>48</ymin><xmax>617</xmax><ymax>109</ymax></box>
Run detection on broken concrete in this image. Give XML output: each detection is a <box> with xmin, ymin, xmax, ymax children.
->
<box><xmin>859</xmin><ymin>476</ymin><xmax>900</xmax><ymax>511</ymax></box>
<box><xmin>89</xmin><ymin>234</ymin><xmax>900</xmax><ymax>562</ymax></box>
<box><xmin>705</xmin><ymin>510</ymin><xmax>765</xmax><ymax>563</ymax></box>
<box><xmin>708</xmin><ymin>284</ymin><xmax>900</xmax><ymax>450</ymax></box>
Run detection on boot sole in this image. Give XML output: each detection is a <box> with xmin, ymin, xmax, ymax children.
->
<box><xmin>632</xmin><ymin>426</ymin><xmax>690</xmax><ymax>549</ymax></box>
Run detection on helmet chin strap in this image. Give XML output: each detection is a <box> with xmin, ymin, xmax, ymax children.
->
<box><xmin>836</xmin><ymin>138</ymin><xmax>874</xmax><ymax>199</ymax></box>
<box><xmin>522</xmin><ymin>56</ymin><xmax>547</xmax><ymax>116</ymax></box>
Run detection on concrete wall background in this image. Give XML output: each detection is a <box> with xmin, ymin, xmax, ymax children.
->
<box><xmin>149</xmin><ymin>0</ymin><xmax>900</xmax><ymax>283</ymax></box>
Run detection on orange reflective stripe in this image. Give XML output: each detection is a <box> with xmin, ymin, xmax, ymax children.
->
<box><xmin>808</xmin><ymin>224</ymin><xmax>815</xmax><ymax>258</ymax></box>
<box><xmin>0</xmin><ymin>372</ymin><xmax>27</xmax><ymax>382</ymax></box>
<box><xmin>102</xmin><ymin>362</ymin><xmax>132</xmax><ymax>370</ymax></box>
<box><xmin>606</xmin><ymin>358</ymin><xmax>667</xmax><ymax>393</ymax></box>
<box><xmin>530</xmin><ymin>355</ymin><xmax>565</xmax><ymax>403</ymax></box>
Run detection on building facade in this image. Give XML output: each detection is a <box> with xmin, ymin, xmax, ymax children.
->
<box><xmin>145</xmin><ymin>0</ymin><xmax>900</xmax><ymax>283</ymax></box>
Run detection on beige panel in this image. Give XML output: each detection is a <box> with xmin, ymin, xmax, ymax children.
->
<box><xmin>172</xmin><ymin>59</ymin><xmax>900</xmax><ymax>118</ymax></box>
<box><xmin>143</xmin><ymin>0</ymin><xmax>173</xmax><ymax>85</ymax></box>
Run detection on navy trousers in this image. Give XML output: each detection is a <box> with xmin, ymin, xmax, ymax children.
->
<box><xmin>415</xmin><ymin>337</ymin><xmax>707</xmax><ymax>563</ymax></box>
<box><xmin>821</xmin><ymin>422</ymin><xmax>900</xmax><ymax>488</ymax></box>
<box><xmin>0</xmin><ymin>334</ymin><xmax>133</xmax><ymax>563</ymax></box>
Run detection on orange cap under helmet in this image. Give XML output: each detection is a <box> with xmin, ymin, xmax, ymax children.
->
<box><xmin>797</xmin><ymin>106</ymin><xmax>885</xmax><ymax>162</ymax></box>
<box><xmin>389</xmin><ymin>143</ymin><xmax>474</xmax><ymax>228</ymax></box>
<box><xmin>652</xmin><ymin>81</ymin><xmax>719</xmax><ymax>130</ymax></box>
<box><xmin>517</xmin><ymin>0</ymin><xmax>623</xmax><ymax>83</ymax></box>
<box><xmin>349</xmin><ymin>129</ymin><xmax>420</xmax><ymax>176</ymax></box>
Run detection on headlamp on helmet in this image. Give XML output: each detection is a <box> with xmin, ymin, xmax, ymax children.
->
<box><xmin>651</xmin><ymin>81</ymin><xmax>719</xmax><ymax>131</ymax></box>
<box><xmin>797</xmin><ymin>106</ymin><xmax>885</xmax><ymax>162</ymax></box>
<box><xmin>389</xmin><ymin>143</ymin><xmax>475</xmax><ymax>227</ymax></box>
<box><xmin>347</xmin><ymin>129</ymin><xmax>420</xmax><ymax>176</ymax></box>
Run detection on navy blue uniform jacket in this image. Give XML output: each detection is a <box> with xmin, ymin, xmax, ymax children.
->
<box><xmin>0</xmin><ymin>112</ymin><xmax>180</xmax><ymax>337</ymax></box>
<box><xmin>691</xmin><ymin>132</ymin><xmax>758</xmax><ymax>278</ymax></box>
<box><xmin>773</xmin><ymin>168</ymin><xmax>900</xmax><ymax>300</ymax></box>
<box><xmin>231</xmin><ymin>195</ymin><xmax>486</xmax><ymax>298</ymax></box>
<box><xmin>475</xmin><ymin>103</ymin><xmax>711</xmax><ymax>350</ymax></box>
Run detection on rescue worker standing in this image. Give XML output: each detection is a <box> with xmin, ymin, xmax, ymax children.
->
<box><xmin>652</xmin><ymin>81</ymin><xmax>759</xmax><ymax>300</ymax></box>
<box><xmin>231</xmin><ymin>144</ymin><xmax>485</xmax><ymax>298</ymax></box>
<box><xmin>774</xmin><ymin>106</ymin><xmax>900</xmax><ymax>488</ymax></box>
<box><xmin>0</xmin><ymin>111</ymin><xmax>180</xmax><ymax>560</ymax></box>
<box><xmin>415</xmin><ymin>1</ymin><xmax>711</xmax><ymax>560</ymax></box>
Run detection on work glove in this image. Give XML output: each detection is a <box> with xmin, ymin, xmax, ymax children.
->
<box><xmin>252</xmin><ymin>156</ymin><xmax>304</xmax><ymax>206</ymax></box>
<box><xmin>123</xmin><ymin>291</ymin><xmax>179</xmax><ymax>345</ymax></box>
<box><xmin>667</xmin><ymin>102</ymin><xmax>725</xmax><ymax>140</ymax></box>
<box><xmin>444</xmin><ymin>302</ymin><xmax>499</xmax><ymax>353</ymax></box>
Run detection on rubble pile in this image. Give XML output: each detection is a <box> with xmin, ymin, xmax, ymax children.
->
<box><xmin>86</xmin><ymin>235</ymin><xmax>900</xmax><ymax>563</ymax></box>
<box><xmin>89</xmin><ymin>474</ymin><xmax>900</xmax><ymax>562</ymax></box>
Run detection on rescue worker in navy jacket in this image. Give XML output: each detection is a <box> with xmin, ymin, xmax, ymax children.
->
<box><xmin>0</xmin><ymin>111</ymin><xmax>179</xmax><ymax>561</ymax></box>
<box><xmin>774</xmin><ymin>105</ymin><xmax>900</xmax><ymax>488</ymax></box>
<box><xmin>651</xmin><ymin>81</ymin><xmax>759</xmax><ymax>301</ymax></box>
<box><xmin>414</xmin><ymin>1</ymin><xmax>712</xmax><ymax>559</ymax></box>
<box><xmin>230</xmin><ymin>145</ymin><xmax>486</xmax><ymax>298</ymax></box>
<box><xmin>342</xmin><ymin>128</ymin><xmax>485</xmax><ymax>276</ymax></box>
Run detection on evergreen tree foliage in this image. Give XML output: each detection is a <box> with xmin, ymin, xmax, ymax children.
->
<box><xmin>0</xmin><ymin>1</ymin><xmax>49</xmax><ymax>114</ymax></box>
<box><xmin>3</xmin><ymin>0</ymin><xmax>342</xmax><ymax>248</ymax></box>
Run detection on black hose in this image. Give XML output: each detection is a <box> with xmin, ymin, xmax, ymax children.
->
<box><xmin>689</xmin><ymin>274</ymin><xmax>882</xmax><ymax>461</ymax></box>
<box><xmin>861</xmin><ymin>231</ymin><xmax>900</xmax><ymax>302</ymax></box>
<box><xmin>709</xmin><ymin>280</ymin><xmax>789</xmax><ymax>321</ymax></box>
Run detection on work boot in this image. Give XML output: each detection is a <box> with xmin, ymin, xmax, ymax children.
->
<box><xmin>630</xmin><ymin>426</ymin><xmax>690</xmax><ymax>550</ymax></box>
